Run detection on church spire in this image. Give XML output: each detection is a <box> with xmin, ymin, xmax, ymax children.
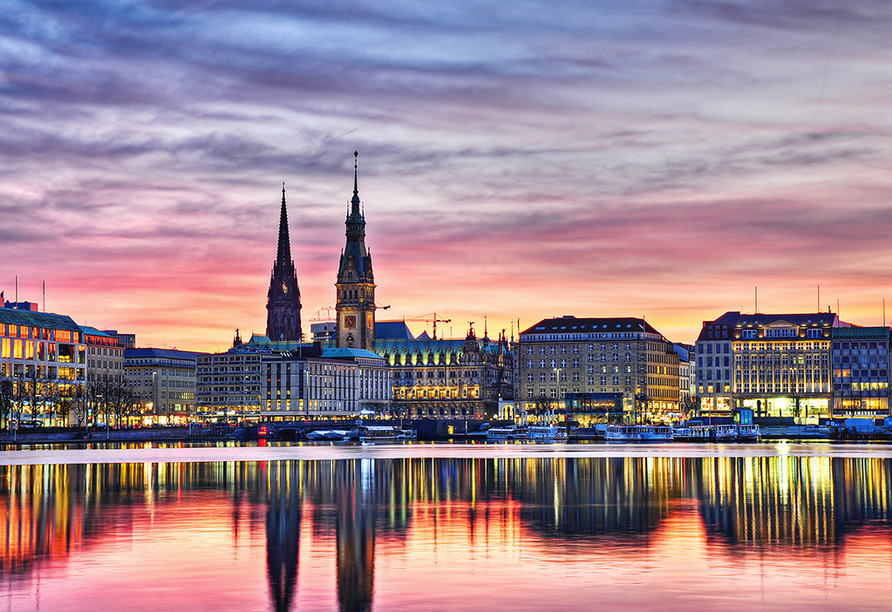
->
<box><xmin>266</xmin><ymin>183</ymin><xmax>302</xmax><ymax>342</ymax></box>
<box><xmin>277</xmin><ymin>183</ymin><xmax>292</xmax><ymax>267</ymax></box>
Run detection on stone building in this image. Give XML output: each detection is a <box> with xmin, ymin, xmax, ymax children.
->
<box><xmin>124</xmin><ymin>348</ymin><xmax>204</xmax><ymax>424</ymax></box>
<box><xmin>375</xmin><ymin>322</ymin><xmax>514</xmax><ymax>419</ymax></box>
<box><xmin>516</xmin><ymin>316</ymin><xmax>680</xmax><ymax>423</ymax></box>
<box><xmin>696</xmin><ymin>311</ymin><xmax>844</xmax><ymax>422</ymax></box>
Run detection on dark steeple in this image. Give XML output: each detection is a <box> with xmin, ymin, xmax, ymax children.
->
<box><xmin>276</xmin><ymin>183</ymin><xmax>292</xmax><ymax>267</ymax></box>
<box><xmin>266</xmin><ymin>184</ymin><xmax>302</xmax><ymax>342</ymax></box>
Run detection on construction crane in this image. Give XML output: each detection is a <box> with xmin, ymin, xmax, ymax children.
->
<box><xmin>403</xmin><ymin>313</ymin><xmax>451</xmax><ymax>340</ymax></box>
<box><xmin>309</xmin><ymin>303</ymin><xmax>390</xmax><ymax>322</ymax></box>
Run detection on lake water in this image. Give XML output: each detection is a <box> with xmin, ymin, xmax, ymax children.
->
<box><xmin>2</xmin><ymin>442</ymin><xmax>892</xmax><ymax>611</ymax></box>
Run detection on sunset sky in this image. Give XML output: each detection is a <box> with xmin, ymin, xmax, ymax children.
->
<box><xmin>3</xmin><ymin>1</ymin><xmax>892</xmax><ymax>351</ymax></box>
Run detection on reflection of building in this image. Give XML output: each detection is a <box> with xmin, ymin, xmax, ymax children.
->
<box><xmin>124</xmin><ymin>348</ymin><xmax>204</xmax><ymax>423</ymax></box>
<box><xmin>266</xmin><ymin>462</ymin><xmax>301</xmax><ymax>612</ymax></box>
<box><xmin>376</xmin><ymin>322</ymin><xmax>514</xmax><ymax>419</ymax></box>
<box><xmin>831</xmin><ymin>326</ymin><xmax>891</xmax><ymax>418</ymax></box>
<box><xmin>336</xmin><ymin>153</ymin><xmax>377</xmax><ymax>351</ymax></box>
<box><xmin>337</xmin><ymin>459</ymin><xmax>375</xmax><ymax>612</ymax></box>
<box><xmin>266</xmin><ymin>185</ymin><xmax>303</xmax><ymax>342</ymax></box>
<box><xmin>696</xmin><ymin>311</ymin><xmax>846</xmax><ymax>420</ymax></box>
<box><xmin>517</xmin><ymin>316</ymin><xmax>680</xmax><ymax>422</ymax></box>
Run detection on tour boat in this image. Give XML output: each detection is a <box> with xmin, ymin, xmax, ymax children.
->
<box><xmin>638</xmin><ymin>425</ymin><xmax>675</xmax><ymax>442</ymax></box>
<box><xmin>324</xmin><ymin>429</ymin><xmax>350</xmax><ymax>441</ymax></box>
<box><xmin>347</xmin><ymin>425</ymin><xmax>400</xmax><ymax>441</ymax></box>
<box><xmin>527</xmin><ymin>425</ymin><xmax>568</xmax><ymax>442</ymax></box>
<box><xmin>735</xmin><ymin>424</ymin><xmax>761</xmax><ymax>441</ymax></box>
<box><xmin>306</xmin><ymin>430</ymin><xmax>330</xmax><ymax>441</ymax></box>
<box><xmin>486</xmin><ymin>425</ymin><xmax>528</xmax><ymax>441</ymax></box>
<box><xmin>604</xmin><ymin>425</ymin><xmax>642</xmax><ymax>443</ymax></box>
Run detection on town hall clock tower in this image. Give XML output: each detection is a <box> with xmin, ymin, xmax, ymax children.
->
<box><xmin>336</xmin><ymin>152</ymin><xmax>376</xmax><ymax>350</ymax></box>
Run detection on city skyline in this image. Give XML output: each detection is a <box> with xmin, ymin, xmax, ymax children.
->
<box><xmin>3</xmin><ymin>1</ymin><xmax>892</xmax><ymax>352</ymax></box>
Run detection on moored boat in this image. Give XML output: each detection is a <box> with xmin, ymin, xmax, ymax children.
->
<box><xmin>735</xmin><ymin>424</ymin><xmax>761</xmax><ymax>441</ymax></box>
<box><xmin>348</xmin><ymin>425</ymin><xmax>400</xmax><ymax>441</ymax></box>
<box><xmin>486</xmin><ymin>425</ymin><xmax>528</xmax><ymax>441</ymax></box>
<box><xmin>306</xmin><ymin>430</ymin><xmax>330</xmax><ymax>441</ymax></box>
<box><xmin>527</xmin><ymin>425</ymin><xmax>568</xmax><ymax>442</ymax></box>
<box><xmin>638</xmin><ymin>425</ymin><xmax>675</xmax><ymax>442</ymax></box>
<box><xmin>605</xmin><ymin>425</ymin><xmax>642</xmax><ymax>443</ymax></box>
<box><xmin>324</xmin><ymin>429</ymin><xmax>350</xmax><ymax>441</ymax></box>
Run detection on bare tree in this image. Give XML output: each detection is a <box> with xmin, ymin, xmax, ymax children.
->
<box><xmin>0</xmin><ymin>377</ymin><xmax>14</xmax><ymax>430</ymax></box>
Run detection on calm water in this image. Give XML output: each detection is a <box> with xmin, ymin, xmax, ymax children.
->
<box><xmin>2</xmin><ymin>444</ymin><xmax>892</xmax><ymax>611</ymax></box>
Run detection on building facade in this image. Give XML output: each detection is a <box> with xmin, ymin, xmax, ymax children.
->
<box><xmin>81</xmin><ymin>327</ymin><xmax>125</xmax><ymax>386</ymax></box>
<box><xmin>195</xmin><ymin>339</ymin><xmax>264</xmax><ymax>420</ymax></box>
<box><xmin>0</xmin><ymin>305</ymin><xmax>87</xmax><ymax>426</ymax></box>
<box><xmin>696</xmin><ymin>311</ymin><xmax>843</xmax><ymax>422</ymax></box>
<box><xmin>124</xmin><ymin>348</ymin><xmax>203</xmax><ymax>424</ymax></box>
<box><xmin>516</xmin><ymin>316</ymin><xmax>681</xmax><ymax>423</ymax></box>
<box><xmin>260</xmin><ymin>347</ymin><xmax>391</xmax><ymax>419</ymax></box>
<box><xmin>375</xmin><ymin>322</ymin><xmax>514</xmax><ymax>419</ymax></box>
<box><xmin>336</xmin><ymin>152</ymin><xmax>376</xmax><ymax>351</ymax></box>
<box><xmin>831</xmin><ymin>326</ymin><xmax>891</xmax><ymax>418</ymax></box>
<box><xmin>266</xmin><ymin>185</ymin><xmax>303</xmax><ymax>342</ymax></box>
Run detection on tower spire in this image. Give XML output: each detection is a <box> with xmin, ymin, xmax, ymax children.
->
<box><xmin>351</xmin><ymin>150</ymin><xmax>361</xmax><ymax>211</ymax></box>
<box><xmin>336</xmin><ymin>151</ymin><xmax>376</xmax><ymax>350</ymax></box>
<box><xmin>266</xmin><ymin>183</ymin><xmax>302</xmax><ymax>342</ymax></box>
<box><xmin>277</xmin><ymin>183</ymin><xmax>292</xmax><ymax>266</ymax></box>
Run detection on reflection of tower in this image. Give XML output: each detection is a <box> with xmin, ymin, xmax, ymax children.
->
<box><xmin>266</xmin><ymin>461</ymin><xmax>302</xmax><ymax>612</ymax></box>
<box><xmin>336</xmin><ymin>152</ymin><xmax>376</xmax><ymax>350</ymax></box>
<box><xmin>266</xmin><ymin>185</ymin><xmax>303</xmax><ymax>342</ymax></box>
<box><xmin>336</xmin><ymin>459</ymin><xmax>375</xmax><ymax>612</ymax></box>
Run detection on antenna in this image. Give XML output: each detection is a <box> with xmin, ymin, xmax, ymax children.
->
<box><xmin>754</xmin><ymin>286</ymin><xmax>758</xmax><ymax>314</ymax></box>
<box><xmin>817</xmin><ymin>284</ymin><xmax>820</xmax><ymax>312</ymax></box>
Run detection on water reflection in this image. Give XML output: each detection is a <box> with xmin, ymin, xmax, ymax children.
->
<box><xmin>2</xmin><ymin>456</ymin><xmax>892</xmax><ymax>611</ymax></box>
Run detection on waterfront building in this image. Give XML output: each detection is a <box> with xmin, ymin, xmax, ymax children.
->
<box><xmin>260</xmin><ymin>346</ymin><xmax>391</xmax><ymax>419</ymax></box>
<box><xmin>830</xmin><ymin>326</ymin><xmax>891</xmax><ymax>418</ymax></box>
<box><xmin>195</xmin><ymin>331</ymin><xmax>263</xmax><ymax>420</ymax></box>
<box><xmin>0</xmin><ymin>303</ymin><xmax>87</xmax><ymax>426</ymax></box>
<box><xmin>696</xmin><ymin>311</ymin><xmax>845</xmax><ymax>421</ymax></box>
<box><xmin>266</xmin><ymin>185</ymin><xmax>303</xmax><ymax>342</ymax></box>
<box><xmin>516</xmin><ymin>316</ymin><xmax>680</xmax><ymax>423</ymax></box>
<box><xmin>124</xmin><ymin>348</ymin><xmax>204</xmax><ymax>424</ymax></box>
<box><xmin>101</xmin><ymin>330</ymin><xmax>136</xmax><ymax>349</ymax></box>
<box><xmin>81</xmin><ymin>327</ymin><xmax>125</xmax><ymax>386</ymax></box>
<box><xmin>375</xmin><ymin>321</ymin><xmax>514</xmax><ymax>419</ymax></box>
<box><xmin>336</xmin><ymin>152</ymin><xmax>377</xmax><ymax>351</ymax></box>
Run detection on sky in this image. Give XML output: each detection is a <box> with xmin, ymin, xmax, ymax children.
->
<box><xmin>2</xmin><ymin>0</ymin><xmax>892</xmax><ymax>352</ymax></box>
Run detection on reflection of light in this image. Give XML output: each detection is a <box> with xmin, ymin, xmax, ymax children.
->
<box><xmin>775</xmin><ymin>441</ymin><xmax>790</xmax><ymax>455</ymax></box>
<box><xmin>361</xmin><ymin>458</ymin><xmax>375</xmax><ymax>498</ymax></box>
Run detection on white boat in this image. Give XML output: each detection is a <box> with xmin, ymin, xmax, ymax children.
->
<box><xmin>306</xmin><ymin>430</ymin><xmax>330</xmax><ymax>441</ymax></box>
<box><xmin>604</xmin><ymin>425</ymin><xmax>642</xmax><ymax>443</ymax></box>
<box><xmin>396</xmin><ymin>428</ymin><xmax>417</xmax><ymax>440</ymax></box>
<box><xmin>324</xmin><ymin>429</ymin><xmax>350</xmax><ymax>441</ymax></box>
<box><xmin>527</xmin><ymin>425</ymin><xmax>568</xmax><ymax>442</ymax></box>
<box><xmin>348</xmin><ymin>425</ymin><xmax>400</xmax><ymax>441</ymax></box>
<box><xmin>714</xmin><ymin>424</ymin><xmax>738</xmax><ymax>441</ymax></box>
<box><xmin>486</xmin><ymin>425</ymin><xmax>528</xmax><ymax>440</ymax></box>
<box><xmin>638</xmin><ymin>425</ymin><xmax>675</xmax><ymax>442</ymax></box>
<box><xmin>735</xmin><ymin>424</ymin><xmax>761</xmax><ymax>441</ymax></box>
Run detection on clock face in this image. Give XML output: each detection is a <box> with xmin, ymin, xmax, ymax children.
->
<box><xmin>345</xmin><ymin>315</ymin><xmax>356</xmax><ymax>328</ymax></box>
